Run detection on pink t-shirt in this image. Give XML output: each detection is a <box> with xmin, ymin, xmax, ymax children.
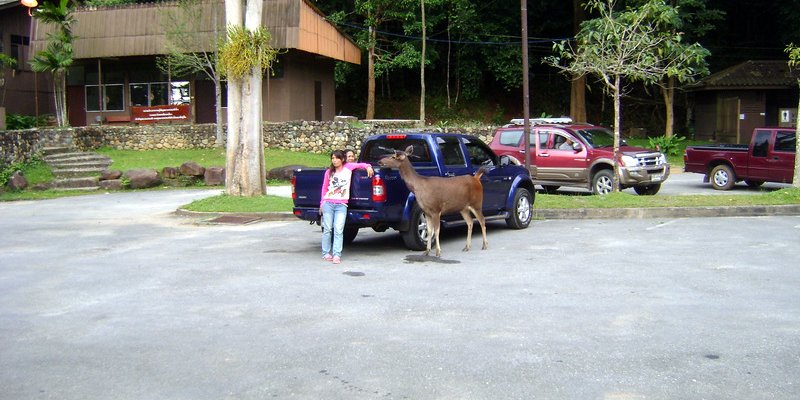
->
<box><xmin>320</xmin><ymin>162</ymin><xmax>371</xmax><ymax>206</ymax></box>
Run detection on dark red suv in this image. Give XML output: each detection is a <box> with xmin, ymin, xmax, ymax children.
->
<box><xmin>489</xmin><ymin>118</ymin><xmax>670</xmax><ymax>195</ymax></box>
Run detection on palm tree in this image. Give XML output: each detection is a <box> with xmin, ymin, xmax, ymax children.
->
<box><xmin>30</xmin><ymin>0</ymin><xmax>75</xmax><ymax>127</ymax></box>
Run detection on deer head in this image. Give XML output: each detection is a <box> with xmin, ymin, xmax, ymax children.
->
<box><xmin>378</xmin><ymin>145</ymin><xmax>413</xmax><ymax>168</ymax></box>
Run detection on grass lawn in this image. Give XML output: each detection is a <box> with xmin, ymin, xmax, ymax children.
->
<box><xmin>4</xmin><ymin>145</ymin><xmax>799</xmax><ymax>212</ymax></box>
<box><xmin>95</xmin><ymin>147</ymin><xmax>331</xmax><ymax>171</ymax></box>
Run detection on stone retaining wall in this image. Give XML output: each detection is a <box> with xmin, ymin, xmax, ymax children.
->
<box><xmin>1</xmin><ymin>121</ymin><xmax>497</xmax><ymax>166</ymax></box>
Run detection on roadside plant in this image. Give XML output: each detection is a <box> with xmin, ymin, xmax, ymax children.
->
<box><xmin>648</xmin><ymin>135</ymin><xmax>686</xmax><ymax>157</ymax></box>
<box><xmin>30</xmin><ymin>0</ymin><xmax>75</xmax><ymax>127</ymax></box>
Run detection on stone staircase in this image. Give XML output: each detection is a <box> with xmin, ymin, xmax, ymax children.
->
<box><xmin>41</xmin><ymin>146</ymin><xmax>114</xmax><ymax>191</ymax></box>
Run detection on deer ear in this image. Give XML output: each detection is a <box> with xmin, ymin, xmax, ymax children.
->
<box><xmin>404</xmin><ymin>145</ymin><xmax>414</xmax><ymax>155</ymax></box>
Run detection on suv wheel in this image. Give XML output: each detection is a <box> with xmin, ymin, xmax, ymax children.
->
<box><xmin>634</xmin><ymin>184</ymin><xmax>661</xmax><ymax>195</ymax></box>
<box><xmin>592</xmin><ymin>170</ymin><xmax>614</xmax><ymax>195</ymax></box>
<box><xmin>506</xmin><ymin>188</ymin><xmax>533</xmax><ymax>229</ymax></box>
<box><xmin>401</xmin><ymin>204</ymin><xmax>429</xmax><ymax>251</ymax></box>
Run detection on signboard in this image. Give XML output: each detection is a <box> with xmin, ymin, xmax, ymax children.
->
<box><xmin>131</xmin><ymin>104</ymin><xmax>191</xmax><ymax>123</ymax></box>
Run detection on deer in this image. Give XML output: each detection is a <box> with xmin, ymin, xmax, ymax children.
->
<box><xmin>378</xmin><ymin>145</ymin><xmax>488</xmax><ymax>257</ymax></box>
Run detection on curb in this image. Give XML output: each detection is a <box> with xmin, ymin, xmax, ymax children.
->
<box><xmin>533</xmin><ymin>204</ymin><xmax>800</xmax><ymax>219</ymax></box>
<box><xmin>174</xmin><ymin>208</ymin><xmax>299</xmax><ymax>222</ymax></box>
<box><xmin>176</xmin><ymin>204</ymin><xmax>800</xmax><ymax>222</ymax></box>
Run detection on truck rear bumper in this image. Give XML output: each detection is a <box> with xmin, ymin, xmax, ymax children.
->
<box><xmin>293</xmin><ymin>207</ymin><xmax>389</xmax><ymax>228</ymax></box>
<box><xmin>620</xmin><ymin>164</ymin><xmax>670</xmax><ymax>186</ymax></box>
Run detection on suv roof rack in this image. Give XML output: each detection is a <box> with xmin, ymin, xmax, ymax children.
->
<box><xmin>505</xmin><ymin>117</ymin><xmax>573</xmax><ymax>127</ymax></box>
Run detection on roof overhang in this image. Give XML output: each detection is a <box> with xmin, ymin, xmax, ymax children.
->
<box><xmin>31</xmin><ymin>0</ymin><xmax>360</xmax><ymax>65</ymax></box>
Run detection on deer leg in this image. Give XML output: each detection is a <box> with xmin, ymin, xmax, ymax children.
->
<box><xmin>423</xmin><ymin>212</ymin><xmax>435</xmax><ymax>256</ymax></box>
<box><xmin>460</xmin><ymin>209</ymin><xmax>473</xmax><ymax>252</ymax></box>
<box><xmin>472</xmin><ymin>207</ymin><xmax>488</xmax><ymax>250</ymax></box>
<box><xmin>433</xmin><ymin>215</ymin><xmax>442</xmax><ymax>257</ymax></box>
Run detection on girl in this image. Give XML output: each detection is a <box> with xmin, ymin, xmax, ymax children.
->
<box><xmin>320</xmin><ymin>149</ymin><xmax>373</xmax><ymax>264</ymax></box>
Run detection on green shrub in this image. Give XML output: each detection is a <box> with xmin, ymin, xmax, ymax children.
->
<box><xmin>6</xmin><ymin>114</ymin><xmax>49</xmax><ymax>130</ymax></box>
<box><xmin>0</xmin><ymin>157</ymin><xmax>52</xmax><ymax>187</ymax></box>
<box><xmin>648</xmin><ymin>135</ymin><xmax>687</xmax><ymax>157</ymax></box>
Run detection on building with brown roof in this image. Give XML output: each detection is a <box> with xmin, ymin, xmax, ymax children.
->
<box><xmin>26</xmin><ymin>0</ymin><xmax>360</xmax><ymax>126</ymax></box>
<box><xmin>690</xmin><ymin>60</ymin><xmax>798</xmax><ymax>143</ymax></box>
<box><xmin>0</xmin><ymin>0</ymin><xmax>55</xmax><ymax>125</ymax></box>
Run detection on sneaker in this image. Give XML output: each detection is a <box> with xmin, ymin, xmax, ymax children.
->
<box><xmin>332</xmin><ymin>256</ymin><xmax>341</xmax><ymax>264</ymax></box>
<box><xmin>323</xmin><ymin>254</ymin><xmax>333</xmax><ymax>261</ymax></box>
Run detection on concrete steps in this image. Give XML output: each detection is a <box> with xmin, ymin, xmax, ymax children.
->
<box><xmin>41</xmin><ymin>146</ymin><xmax>113</xmax><ymax>190</ymax></box>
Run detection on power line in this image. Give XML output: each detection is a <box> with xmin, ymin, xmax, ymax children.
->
<box><xmin>329</xmin><ymin>19</ymin><xmax>573</xmax><ymax>46</ymax></box>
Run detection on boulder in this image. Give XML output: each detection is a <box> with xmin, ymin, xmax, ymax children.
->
<box><xmin>7</xmin><ymin>170</ymin><xmax>28</xmax><ymax>190</ymax></box>
<box><xmin>267</xmin><ymin>165</ymin><xmax>307</xmax><ymax>181</ymax></box>
<box><xmin>100</xmin><ymin>169</ymin><xmax>122</xmax><ymax>180</ymax></box>
<box><xmin>123</xmin><ymin>169</ymin><xmax>161</xmax><ymax>189</ymax></box>
<box><xmin>162</xmin><ymin>167</ymin><xmax>180</xmax><ymax>179</ymax></box>
<box><xmin>179</xmin><ymin>161</ymin><xmax>205</xmax><ymax>177</ymax></box>
<box><xmin>204</xmin><ymin>167</ymin><xmax>225</xmax><ymax>186</ymax></box>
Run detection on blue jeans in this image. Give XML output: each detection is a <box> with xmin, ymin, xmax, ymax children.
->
<box><xmin>321</xmin><ymin>201</ymin><xmax>347</xmax><ymax>258</ymax></box>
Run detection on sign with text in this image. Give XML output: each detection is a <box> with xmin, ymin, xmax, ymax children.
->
<box><xmin>131</xmin><ymin>104</ymin><xmax>191</xmax><ymax>123</ymax></box>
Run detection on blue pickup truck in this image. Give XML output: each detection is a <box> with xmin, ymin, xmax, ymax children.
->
<box><xmin>291</xmin><ymin>132</ymin><xmax>536</xmax><ymax>250</ymax></box>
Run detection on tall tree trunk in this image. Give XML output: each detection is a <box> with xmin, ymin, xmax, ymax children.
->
<box><xmin>367</xmin><ymin>26</ymin><xmax>376</xmax><ymax>120</ymax></box>
<box><xmin>213</xmin><ymin>4</ymin><xmax>223</xmax><ymax>148</ymax></box>
<box><xmin>224</xmin><ymin>0</ymin><xmax>265</xmax><ymax>196</ymax></box>
<box><xmin>612</xmin><ymin>75</ymin><xmax>622</xmax><ymax>192</ymax></box>
<box><xmin>445</xmin><ymin>7</ymin><xmax>451</xmax><ymax>108</ymax></box>
<box><xmin>569</xmin><ymin>0</ymin><xmax>587</xmax><ymax>122</ymax></box>
<box><xmin>570</xmin><ymin>75</ymin><xmax>587</xmax><ymax>122</ymax></box>
<box><xmin>662</xmin><ymin>76</ymin><xmax>675</xmax><ymax>138</ymax></box>
<box><xmin>214</xmin><ymin>77</ymin><xmax>224</xmax><ymax>147</ymax></box>
<box><xmin>419</xmin><ymin>0</ymin><xmax>425</xmax><ymax>126</ymax></box>
<box><xmin>53</xmin><ymin>71</ymin><xmax>66</xmax><ymax>127</ymax></box>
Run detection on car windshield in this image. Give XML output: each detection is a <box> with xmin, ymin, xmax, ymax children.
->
<box><xmin>574</xmin><ymin>128</ymin><xmax>626</xmax><ymax>148</ymax></box>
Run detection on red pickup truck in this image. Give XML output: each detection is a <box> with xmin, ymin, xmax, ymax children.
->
<box><xmin>683</xmin><ymin>127</ymin><xmax>797</xmax><ymax>190</ymax></box>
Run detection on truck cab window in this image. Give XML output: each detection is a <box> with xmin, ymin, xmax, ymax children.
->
<box><xmin>775</xmin><ymin>132</ymin><xmax>796</xmax><ymax>152</ymax></box>
<box><xmin>437</xmin><ymin>137</ymin><xmax>466</xmax><ymax>166</ymax></box>
<box><xmin>464</xmin><ymin>138</ymin><xmax>496</xmax><ymax>166</ymax></box>
<box><xmin>752</xmin><ymin>130</ymin><xmax>771</xmax><ymax>157</ymax></box>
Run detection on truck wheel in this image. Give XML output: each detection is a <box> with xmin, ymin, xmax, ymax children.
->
<box><xmin>541</xmin><ymin>185</ymin><xmax>560</xmax><ymax>194</ymax></box>
<box><xmin>592</xmin><ymin>170</ymin><xmax>614</xmax><ymax>195</ymax></box>
<box><xmin>506</xmin><ymin>188</ymin><xmax>533</xmax><ymax>229</ymax></box>
<box><xmin>745</xmin><ymin>180</ymin><xmax>764</xmax><ymax>188</ymax></box>
<box><xmin>401</xmin><ymin>205</ymin><xmax>429</xmax><ymax>251</ymax></box>
<box><xmin>634</xmin><ymin>184</ymin><xmax>661</xmax><ymax>195</ymax></box>
<box><xmin>343</xmin><ymin>227</ymin><xmax>359</xmax><ymax>245</ymax></box>
<box><xmin>710</xmin><ymin>164</ymin><xmax>736</xmax><ymax>190</ymax></box>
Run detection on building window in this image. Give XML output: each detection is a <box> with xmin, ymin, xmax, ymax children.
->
<box><xmin>130</xmin><ymin>83</ymin><xmax>168</xmax><ymax>107</ymax></box>
<box><xmin>170</xmin><ymin>81</ymin><xmax>190</xmax><ymax>104</ymax></box>
<box><xmin>86</xmin><ymin>84</ymin><xmax>125</xmax><ymax>111</ymax></box>
<box><xmin>10</xmin><ymin>35</ymin><xmax>29</xmax><ymax>71</ymax></box>
<box><xmin>130</xmin><ymin>81</ymin><xmax>190</xmax><ymax>106</ymax></box>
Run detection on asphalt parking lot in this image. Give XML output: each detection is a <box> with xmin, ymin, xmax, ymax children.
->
<box><xmin>1</xmin><ymin>189</ymin><xmax>799</xmax><ymax>399</ymax></box>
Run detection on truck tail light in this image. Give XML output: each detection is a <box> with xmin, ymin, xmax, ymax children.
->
<box><xmin>372</xmin><ymin>173</ymin><xmax>387</xmax><ymax>202</ymax></box>
<box><xmin>291</xmin><ymin>176</ymin><xmax>297</xmax><ymax>200</ymax></box>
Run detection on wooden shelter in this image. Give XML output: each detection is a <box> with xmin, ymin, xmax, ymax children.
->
<box><xmin>690</xmin><ymin>60</ymin><xmax>798</xmax><ymax>143</ymax></box>
<box><xmin>30</xmin><ymin>0</ymin><xmax>361</xmax><ymax>126</ymax></box>
<box><xmin>0</xmin><ymin>0</ymin><xmax>55</xmax><ymax>121</ymax></box>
